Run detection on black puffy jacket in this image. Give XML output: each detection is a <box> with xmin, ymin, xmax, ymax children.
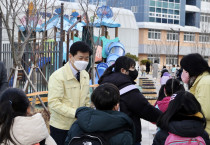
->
<box><xmin>99</xmin><ymin>72</ymin><xmax>162</xmax><ymax>142</ymax></box>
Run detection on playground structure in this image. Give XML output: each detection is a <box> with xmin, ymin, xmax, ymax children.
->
<box><xmin>3</xmin><ymin>1</ymin><xmax>137</xmax><ymax>112</ymax></box>
<box><xmin>19</xmin><ymin>4</ymin><xmax>126</xmax><ymax>85</ymax></box>
<box><xmin>0</xmin><ymin>2</ymin><xmax>159</xmax><ymax>112</ymax></box>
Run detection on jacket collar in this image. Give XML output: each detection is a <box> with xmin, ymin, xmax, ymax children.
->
<box><xmin>69</xmin><ymin>61</ymin><xmax>78</xmax><ymax>77</ymax></box>
<box><xmin>190</xmin><ymin>71</ymin><xmax>209</xmax><ymax>94</ymax></box>
<box><xmin>191</xmin><ymin>71</ymin><xmax>209</xmax><ymax>88</ymax></box>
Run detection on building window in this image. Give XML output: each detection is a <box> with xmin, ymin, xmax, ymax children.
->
<box><xmin>148</xmin><ymin>29</ymin><xmax>161</xmax><ymax>40</ymax></box>
<box><xmin>184</xmin><ymin>32</ymin><xmax>195</xmax><ymax>42</ymax></box>
<box><xmin>148</xmin><ymin>54</ymin><xmax>160</xmax><ymax>63</ymax></box>
<box><xmin>199</xmin><ymin>34</ymin><xmax>210</xmax><ymax>43</ymax></box>
<box><xmin>131</xmin><ymin>6</ymin><xmax>138</xmax><ymax>13</ymax></box>
<box><xmin>200</xmin><ymin>14</ymin><xmax>210</xmax><ymax>23</ymax></box>
<box><xmin>166</xmin><ymin>55</ymin><xmax>178</xmax><ymax>65</ymax></box>
<box><xmin>167</xmin><ymin>31</ymin><xmax>178</xmax><ymax>41</ymax></box>
<box><xmin>150</xmin><ymin>0</ymin><xmax>156</xmax><ymax>6</ymax></box>
<box><xmin>149</xmin><ymin>0</ymin><xmax>180</xmax><ymax>24</ymax></box>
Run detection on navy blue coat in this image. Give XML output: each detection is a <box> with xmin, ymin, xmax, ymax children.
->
<box><xmin>65</xmin><ymin>107</ymin><xmax>135</xmax><ymax>145</ymax></box>
<box><xmin>99</xmin><ymin>72</ymin><xmax>162</xmax><ymax>142</ymax></box>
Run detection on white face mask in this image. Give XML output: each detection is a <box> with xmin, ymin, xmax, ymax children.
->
<box><xmin>74</xmin><ymin>60</ymin><xmax>88</xmax><ymax>71</ymax></box>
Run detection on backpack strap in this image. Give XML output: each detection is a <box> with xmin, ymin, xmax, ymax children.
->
<box><xmin>119</xmin><ymin>85</ymin><xmax>138</xmax><ymax>95</ymax></box>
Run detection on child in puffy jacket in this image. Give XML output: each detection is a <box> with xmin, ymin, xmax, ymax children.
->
<box><xmin>160</xmin><ymin>72</ymin><xmax>171</xmax><ymax>86</ymax></box>
<box><xmin>153</xmin><ymin>91</ymin><xmax>210</xmax><ymax>145</ymax></box>
<box><xmin>0</xmin><ymin>88</ymin><xmax>56</xmax><ymax>145</ymax></box>
<box><xmin>65</xmin><ymin>83</ymin><xmax>135</xmax><ymax>145</ymax></box>
<box><xmin>155</xmin><ymin>79</ymin><xmax>185</xmax><ymax>113</ymax></box>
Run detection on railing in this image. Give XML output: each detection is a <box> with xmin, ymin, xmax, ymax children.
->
<box><xmin>1</xmin><ymin>42</ymin><xmax>60</xmax><ymax>93</ymax></box>
<box><xmin>26</xmin><ymin>84</ymin><xmax>99</xmax><ymax>105</ymax></box>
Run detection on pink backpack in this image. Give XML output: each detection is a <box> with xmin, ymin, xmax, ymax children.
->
<box><xmin>165</xmin><ymin>133</ymin><xmax>206</xmax><ymax>145</ymax></box>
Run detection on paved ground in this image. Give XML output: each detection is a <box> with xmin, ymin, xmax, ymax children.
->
<box><xmin>141</xmin><ymin>119</ymin><xmax>157</xmax><ymax>145</ymax></box>
<box><xmin>138</xmin><ymin>73</ymin><xmax>161</xmax><ymax>145</ymax></box>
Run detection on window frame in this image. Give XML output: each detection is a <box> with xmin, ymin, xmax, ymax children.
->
<box><xmin>148</xmin><ymin>29</ymin><xmax>161</xmax><ymax>40</ymax></box>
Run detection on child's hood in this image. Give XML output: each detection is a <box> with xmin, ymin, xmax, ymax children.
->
<box><xmin>163</xmin><ymin>72</ymin><xmax>171</xmax><ymax>77</ymax></box>
<box><xmin>75</xmin><ymin>107</ymin><xmax>133</xmax><ymax>133</ymax></box>
<box><xmin>11</xmin><ymin>113</ymin><xmax>49</xmax><ymax>145</ymax></box>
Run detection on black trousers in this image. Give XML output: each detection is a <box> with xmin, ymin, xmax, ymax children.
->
<box><xmin>50</xmin><ymin>125</ymin><xmax>68</xmax><ymax>145</ymax></box>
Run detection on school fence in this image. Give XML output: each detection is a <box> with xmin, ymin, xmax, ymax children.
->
<box><xmin>0</xmin><ymin>42</ymin><xmax>60</xmax><ymax>93</ymax></box>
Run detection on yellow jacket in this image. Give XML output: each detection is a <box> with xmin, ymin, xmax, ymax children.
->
<box><xmin>190</xmin><ymin>71</ymin><xmax>210</xmax><ymax>136</ymax></box>
<box><xmin>48</xmin><ymin>63</ymin><xmax>90</xmax><ymax>130</ymax></box>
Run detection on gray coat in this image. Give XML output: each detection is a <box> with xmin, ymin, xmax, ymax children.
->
<box><xmin>152</xmin><ymin>63</ymin><xmax>159</xmax><ymax>78</ymax></box>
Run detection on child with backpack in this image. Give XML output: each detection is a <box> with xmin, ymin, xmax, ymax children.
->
<box><xmin>0</xmin><ymin>88</ymin><xmax>56</xmax><ymax>145</ymax></box>
<box><xmin>98</xmin><ymin>56</ymin><xmax>162</xmax><ymax>145</ymax></box>
<box><xmin>153</xmin><ymin>91</ymin><xmax>210</xmax><ymax>145</ymax></box>
<box><xmin>155</xmin><ymin>79</ymin><xmax>185</xmax><ymax>113</ymax></box>
<box><xmin>65</xmin><ymin>83</ymin><xmax>135</xmax><ymax>145</ymax></box>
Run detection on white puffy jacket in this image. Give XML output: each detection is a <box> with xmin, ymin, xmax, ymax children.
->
<box><xmin>1</xmin><ymin>113</ymin><xmax>56</xmax><ymax>145</ymax></box>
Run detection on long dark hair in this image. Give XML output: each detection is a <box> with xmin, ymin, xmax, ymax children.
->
<box><xmin>157</xmin><ymin>79</ymin><xmax>185</xmax><ymax>101</ymax></box>
<box><xmin>157</xmin><ymin>91</ymin><xmax>206</xmax><ymax>131</ymax></box>
<box><xmin>164</xmin><ymin>79</ymin><xmax>185</xmax><ymax>96</ymax></box>
<box><xmin>157</xmin><ymin>85</ymin><xmax>166</xmax><ymax>101</ymax></box>
<box><xmin>98</xmin><ymin>56</ymin><xmax>136</xmax><ymax>84</ymax></box>
<box><xmin>0</xmin><ymin>88</ymin><xmax>30</xmax><ymax>144</ymax></box>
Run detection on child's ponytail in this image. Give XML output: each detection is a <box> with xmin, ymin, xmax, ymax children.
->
<box><xmin>98</xmin><ymin>64</ymin><xmax>115</xmax><ymax>84</ymax></box>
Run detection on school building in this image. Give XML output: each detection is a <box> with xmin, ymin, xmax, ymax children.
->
<box><xmin>107</xmin><ymin>0</ymin><xmax>210</xmax><ymax>67</ymax></box>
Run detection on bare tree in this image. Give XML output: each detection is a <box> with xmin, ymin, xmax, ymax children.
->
<box><xmin>1</xmin><ymin>0</ymin><xmax>49</xmax><ymax>65</ymax></box>
<box><xmin>76</xmin><ymin>0</ymin><xmax>119</xmax><ymax>85</ymax></box>
<box><xmin>0</xmin><ymin>0</ymin><xmax>56</xmax><ymax>113</ymax></box>
<box><xmin>148</xmin><ymin>40</ymin><xmax>161</xmax><ymax>62</ymax></box>
<box><xmin>162</xmin><ymin>33</ymin><xmax>178</xmax><ymax>66</ymax></box>
<box><xmin>0</xmin><ymin>0</ymin><xmax>56</xmax><ymax>79</ymax></box>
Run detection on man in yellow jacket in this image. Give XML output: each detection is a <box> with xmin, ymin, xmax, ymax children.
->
<box><xmin>48</xmin><ymin>41</ymin><xmax>92</xmax><ymax>145</ymax></box>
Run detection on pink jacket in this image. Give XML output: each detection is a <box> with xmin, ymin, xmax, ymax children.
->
<box><xmin>155</xmin><ymin>97</ymin><xmax>171</xmax><ymax>113</ymax></box>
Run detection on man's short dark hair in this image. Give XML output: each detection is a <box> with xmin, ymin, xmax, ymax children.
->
<box><xmin>91</xmin><ymin>83</ymin><xmax>120</xmax><ymax>110</ymax></box>
<box><xmin>70</xmin><ymin>41</ymin><xmax>92</xmax><ymax>56</ymax></box>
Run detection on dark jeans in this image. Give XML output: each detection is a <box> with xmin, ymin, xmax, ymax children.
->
<box><xmin>50</xmin><ymin>125</ymin><xmax>68</xmax><ymax>145</ymax></box>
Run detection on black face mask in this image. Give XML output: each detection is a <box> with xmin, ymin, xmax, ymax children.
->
<box><xmin>129</xmin><ymin>69</ymin><xmax>138</xmax><ymax>80</ymax></box>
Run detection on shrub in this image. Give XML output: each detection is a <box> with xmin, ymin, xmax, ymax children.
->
<box><xmin>140</xmin><ymin>59</ymin><xmax>152</xmax><ymax>65</ymax></box>
<box><xmin>125</xmin><ymin>53</ymin><xmax>138</xmax><ymax>61</ymax></box>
